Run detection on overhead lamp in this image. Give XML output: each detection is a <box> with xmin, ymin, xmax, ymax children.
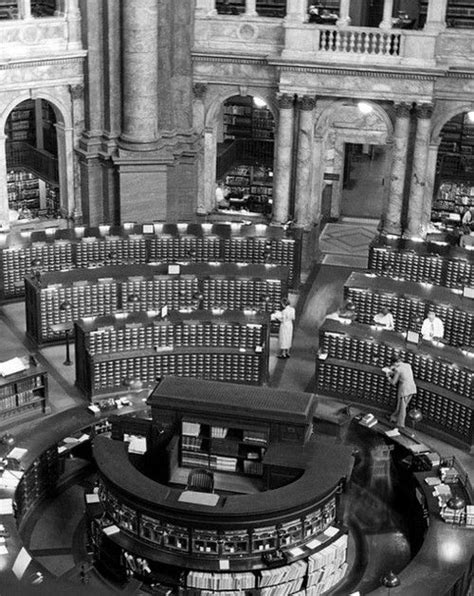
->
<box><xmin>357</xmin><ymin>101</ymin><xmax>373</xmax><ymax>114</ymax></box>
<box><xmin>466</xmin><ymin>110</ymin><xmax>474</xmax><ymax>123</ymax></box>
<box><xmin>253</xmin><ymin>97</ymin><xmax>267</xmax><ymax>109</ymax></box>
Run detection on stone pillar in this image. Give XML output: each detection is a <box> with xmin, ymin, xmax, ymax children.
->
<box><xmin>284</xmin><ymin>0</ymin><xmax>306</xmax><ymax>23</ymax></box>
<box><xmin>294</xmin><ymin>96</ymin><xmax>315</xmax><ymax>229</ymax></box>
<box><xmin>18</xmin><ymin>0</ymin><xmax>32</xmax><ymax>19</ymax></box>
<box><xmin>55</xmin><ymin>122</ymin><xmax>75</xmax><ymax>218</ymax></box>
<box><xmin>406</xmin><ymin>104</ymin><xmax>433</xmax><ymax>237</ymax></box>
<box><xmin>384</xmin><ymin>103</ymin><xmax>411</xmax><ymax>235</ymax></box>
<box><xmin>0</xmin><ymin>133</ymin><xmax>8</xmax><ymax>229</ymax></box>
<box><xmin>424</xmin><ymin>0</ymin><xmax>448</xmax><ymax>32</ymax></box>
<box><xmin>337</xmin><ymin>0</ymin><xmax>352</xmax><ymax>27</ymax></box>
<box><xmin>195</xmin><ymin>0</ymin><xmax>217</xmax><ymax>17</ymax></box>
<box><xmin>65</xmin><ymin>0</ymin><xmax>81</xmax><ymax>50</ymax></box>
<box><xmin>120</xmin><ymin>0</ymin><xmax>159</xmax><ymax>150</ymax></box>
<box><xmin>245</xmin><ymin>0</ymin><xmax>257</xmax><ymax>17</ymax></box>
<box><xmin>34</xmin><ymin>99</ymin><xmax>44</xmax><ymax>151</ymax></box>
<box><xmin>272</xmin><ymin>94</ymin><xmax>295</xmax><ymax>225</ymax></box>
<box><xmin>379</xmin><ymin>0</ymin><xmax>394</xmax><ymax>30</ymax></box>
<box><xmin>421</xmin><ymin>142</ymin><xmax>440</xmax><ymax>232</ymax></box>
<box><xmin>193</xmin><ymin>84</ymin><xmax>207</xmax><ymax>215</ymax></box>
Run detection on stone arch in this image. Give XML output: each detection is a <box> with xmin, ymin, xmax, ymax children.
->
<box><xmin>1</xmin><ymin>88</ymin><xmax>73</xmax><ymax>223</ymax></box>
<box><xmin>431</xmin><ymin>101</ymin><xmax>474</xmax><ymax>142</ymax></box>
<box><xmin>312</xmin><ymin>99</ymin><xmax>393</xmax><ymax>222</ymax></box>
<box><xmin>200</xmin><ymin>86</ymin><xmax>277</xmax><ymax>215</ymax></box>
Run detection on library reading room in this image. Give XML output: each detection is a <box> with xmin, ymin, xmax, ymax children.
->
<box><xmin>0</xmin><ymin>1</ymin><xmax>473</xmax><ymax>595</ymax></box>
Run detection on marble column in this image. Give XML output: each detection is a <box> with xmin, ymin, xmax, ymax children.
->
<box><xmin>195</xmin><ymin>0</ymin><xmax>217</xmax><ymax>17</ymax></box>
<box><xmin>384</xmin><ymin>103</ymin><xmax>411</xmax><ymax>235</ymax></box>
<box><xmin>0</xmin><ymin>133</ymin><xmax>8</xmax><ymax>229</ymax></box>
<box><xmin>406</xmin><ymin>104</ymin><xmax>433</xmax><ymax>237</ymax></box>
<box><xmin>65</xmin><ymin>0</ymin><xmax>81</xmax><ymax>51</ymax></box>
<box><xmin>245</xmin><ymin>0</ymin><xmax>257</xmax><ymax>17</ymax></box>
<box><xmin>17</xmin><ymin>0</ymin><xmax>31</xmax><ymax>19</ymax></box>
<box><xmin>284</xmin><ymin>0</ymin><xmax>306</xmax><ymax>23</ymax></box>
<box><xmin>424</xmin><ymin>0</ymin><xmax>448</xmax><ymax>32</ymax></box>
<box><xmin>120</xmin><ymin>0</ymin><xmax>159</xmax><ymax>150</ymax></box>
<box><xmin>55</xmin><ymin>122</ymin><xmax>75</xmax><ymax>218</ymax></box>
<box><xmin>272</xmin><ymin>94</ymin><xmax>295</xmax><ymax>225</ymax></box>
<box><xmin>421</xmin><ymin>142</ymin><xmax>440</xmax><ymax>232</ymax></box>
<box><xmin>294</xmin><ymin>96</ymin><xmax>315</xmax><ymax>229</ymax></box>
<box><xmin>379</xmin><ymin>0</ymin><xmax>394</xmax><ymax>30</ymax></box>
<box><xmin>337</xmin><ymin>0</ymin><xmax>352</xmax><ymax>27</ymax></box>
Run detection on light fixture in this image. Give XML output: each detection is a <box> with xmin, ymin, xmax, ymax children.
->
<box><xmin>253</xmin><ymin>97</ymin><xmax>267</xmax><ymax>109</ymax></box>
<box><xmin>466</xmin><ymin>110</ymin><xmax>474</xmax><ymax>123</ymax></box>
<box><xmin>357</xmin><ymin>101</ymin><xmax>373</xmax><ymax>114</ymax></box>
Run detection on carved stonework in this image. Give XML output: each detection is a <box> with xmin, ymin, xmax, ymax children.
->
<box><xmin>193</xmin><ymin>83</ymin><xmax>207</xmax><ymax>99</ymax></box>
<box><xmin>395</xmin><ymin>102</ymin><xmax>411</xmax><ymax>119</ymax></box>
<box><xmin>298</xmin><ymin>96</ymin><xmax>316</xmax><ymax>111</ymax></box>
<box><xmin>416</xmin><ymin>103</ymin><xmax>434</xmax><ymax>119</ymax></box>
<box><xmin>70</xmin><ymin>84</ymin><xmax>84</xmax><ymax>100</ymax></box>
<box><xmin>278</xmin><ymin>93</ymin><xmax>294</xmax><ymax>110</ymax></box>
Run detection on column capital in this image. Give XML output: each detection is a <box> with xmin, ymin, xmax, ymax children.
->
<box><xmin>298</xmin><ymin>96</ymin><xmax>316</xmax><ymax>111</ymax></box>
<box><xmin>416</xmin><ymin>103</ymin><xmax>434</xmax><ymax>119</ymax></box>
<box><xmin>277</xmin><ymin>93</ymin><xmax>294</xmax><ymax>109</ymax></box>
<box><xmin>193</xmin><ymin>83</ymin><xmax>207</xmax><ymax>99</ymax></box>
<box><xmin>395</xmin><ymin>102</ymin><xmax>411</xmax><ymax>119</ymax></box>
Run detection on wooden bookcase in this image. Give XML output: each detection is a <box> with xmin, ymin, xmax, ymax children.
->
<box><xmin>0</xmin><ymin>360</ymin><xmax>48</xmax><ymax>428</ymax></box>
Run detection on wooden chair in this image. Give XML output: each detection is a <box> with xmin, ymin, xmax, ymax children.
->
<box><xmin>186</xmin><ymin>467</ymin><xmax>214</xmax><ymax>493</ymax></box>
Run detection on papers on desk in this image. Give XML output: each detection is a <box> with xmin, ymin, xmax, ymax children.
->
<box><xmin>408</xmin><ymin>443</ymin><xmax>430</xmax><ymax>454</ymax></box>
<box><xmin>0</xmin><ymin>499</ymin><xmax>13</xmax><ymax>515</ymax></box>
<box><xmin>86</xmin><ymin>493</ymin><xmax>100</xmax><ymax>504</ymax></box>
<box><xmin>178</xmin><ymin>490</ymin><xmax>220</xmax><ymax>507</ymax></box>
<box><xmin>385</xmin><ymin>428</ymin><xmax>400</xmax><ymax>437</ymax></box>
<box><xmin>102</xmin><ymin>524</ymin><xmax>120</xmax><ymax>536</ymax></box>
<box><xmin>0</xmin><ymin>357</ymin><xmax>26</xmax><ymax>377</ymax></box>
<box><xmin>128</xmin><ymin>436</ymin><xmax>147</xmax><ymax>455</ymax></box>
<box><xmin>7</xmin><ymin>447</ymin><xmax>28</xmax><ymax>462</ymax></box>
<box><xmin>288</xmin><ymin>546</ymin><xmax>305</xmax><ymax>557</ymax></box>
<box><xmin>219</xmin><ymin>559</ymin><xmax>230</xmax><ymax>570</ymax></box>
<box><xmin>0</xmin><ymin>470</ymin><xmax>23</xmax><ymax>489</ymax></box>
<box><xmin>425</xmin><ymin>477</ymin><xmax>441</xmax><ymax>487</ymax></box>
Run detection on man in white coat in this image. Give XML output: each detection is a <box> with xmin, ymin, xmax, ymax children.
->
<box><xmin>271</xmin><ymin>297</ymin><xmax>295</xmax><ymax>359</ymax></box>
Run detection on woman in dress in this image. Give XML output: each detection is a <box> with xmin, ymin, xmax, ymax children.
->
<box><xmin>271</xmin><ymin>297</ymin><xmax>295</xmax><ymax>359</ymax></box>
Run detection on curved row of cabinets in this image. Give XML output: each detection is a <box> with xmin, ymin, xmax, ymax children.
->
<box><xmin>316</xmin><ymin>318</ymin><xmax>473</xmax><ymax>450</ymax></box>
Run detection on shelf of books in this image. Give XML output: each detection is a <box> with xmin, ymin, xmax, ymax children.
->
<box><xmin>0</xmin><ymin>357</ymin><xmax>48</xmax><ymax>428</ymax></box>
<box><xmin>74</xmin><ymin>310</ymin><xmax>271</xmax><ymax>399</ymax></box>
<box><xmin>0</xmin><ymin>222</ymin><xmax>300</xmax><ymax>302</ymax></box>
<box><xmin>24</xmin><ymin>263</ymin><xmax>286</xmax><ymax>346</ymax></box>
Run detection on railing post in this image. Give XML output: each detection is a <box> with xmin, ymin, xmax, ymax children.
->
<box><xmin>337</xmin><ymin>0</ymin><xmax>352</xmax><ymax>27</ymax></box>
<box><xmin>284</xmin><ymin>0</ymin><xmax>306</xmax><ymax>23</ymax></box>
<box><xmin>245</xmin><ymin>0</ymin><xmax>257</xmax><ymax>17</ymax></box>
<box><xmin>17</xmin><ymin>0</ymin><xmax>32</xmax><ymax>19</ymax></box>
<box><xmin>379</xmin><ymin>0</ymin><xmax>394</xmax><ymax>30</ymax></box>
<box><xmin>424</xmin><ymin>0</ymin><xmax>448</xmax><ymax>32</ymax></box>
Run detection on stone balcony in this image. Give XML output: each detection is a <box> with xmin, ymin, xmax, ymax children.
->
<box><xmin>0</xmin><ymin>14</ymin><xmax>81</xmax><ymax>62</ymax></box>
<box><xmin>193</xmin><ymin>12</ymin><xmax>474</xmax><ymax>73</ymax></box>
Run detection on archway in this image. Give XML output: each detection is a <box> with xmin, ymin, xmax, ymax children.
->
<box><xmin>314</xmin><ymin>100</ymin><xmax>393</xmax><ymax>225</ymax></box>
<box><xmin>432</xmin><ymin>110</ymin><xmax>474</xmax><ymax>226</ymax></box>
<box><xmin>214</xmin><ymin>94</ymin><xmax>276</xmax><ymax>218</ymax></box>
<box><xmin>4</xmin><ymin>98</ymin><xmax>60</xmax><ymax>222</ymax></box>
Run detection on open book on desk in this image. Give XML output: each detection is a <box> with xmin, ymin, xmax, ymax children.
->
<box><xmin>0</xmin><ymin>357</ymin><xmax>26</xmax><ymax>377</ymax></box>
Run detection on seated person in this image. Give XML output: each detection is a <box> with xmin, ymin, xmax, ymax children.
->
<box><xmin>373</xmin><ymin>306</ymin><xmax>395</xmax><ymax>330</ymax></box>
<box><xmin>18</xmin><ymin>204</ymin><xmax>32</xmax><ymax>219</ymax></box>
<box><xmin>326</xmin><ymin>301</ymin><xmax>357</xmax><ymax>323</ymax></box>
<box><xmin>459</xmin><ymin>226</ymin><xmax>474</xmax><ymax>249</ymax></box>
<box><xmin>421</xmin><ymin>310</ymin><xmax>444</xmax><ymax>341</ymax></box>
<box><xmin>308</xmin><ymin>4</ymin><xmax>324</xmax><ymax>23</ymax></box>
<box><xmin>215</xmin><ymin>182</ymin><xmax>230</xmax><ymax>210</ymax></box>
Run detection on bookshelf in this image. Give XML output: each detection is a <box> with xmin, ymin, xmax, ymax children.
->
<box><xmin>432</xmin><ymin>181</ymin><xmax>474</xmax><ymax>222</ymax></box>
<box><xmin>224</xmin><ymin>164</ymin><xmax>274</xmax><ymax>215</ymax></box>
<box><xmin>74</xmin><ymin>310</ymin><xmax>271</xmax><ymax>399</ymax></box>
<box><xmin>368</xmin><ymin>235</ymin><xmax>474</xmax><ymax>290</ymax></box>
<box><xmin>343</xmin><ymin>271</ymin><xmax>474</xmax><ymax>348</ymax></box>
<box><xmin>0</xmin><ymin>222</ymin><xmax>301</xmax><ymax>302</ymax></box>
<box><xmin>5</xmin><ymin>101</ymin><xmax>35</xmax><ymax>144</ymax></box>
<box><xmin>0</xmin><ymin>359</ymin><xmax>48</xmax><ymax>428</ymax></box>
<box><xmin>25</xmin><ymin>263</ymin><xmax>287</xmax><ymax>346</ymax></box>
<box><xmin>89</xmin><ymin>379</ymin><xmax>353</xmax><ymax>592</ymax></box>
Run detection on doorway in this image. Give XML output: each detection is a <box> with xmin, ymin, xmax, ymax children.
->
<box><xmin>341</xmin><ymin>143</ymin><xmax>388</xmax><ymax>219</ymax></box>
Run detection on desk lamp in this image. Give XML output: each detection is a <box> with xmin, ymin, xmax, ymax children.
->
<box><xmin>446</xmin><ymin>495</ymin><xmax>466</xmax><ymax>525</ymax></box>
<box><xmin>407</xmin><ymin>408</ymin><xmax>422</xmax><ymax>439</ymax></box>
<box><xmin>382</xmin><ymin>570</ymin><xmax>400</xmax><ymax>594</ymax></box>
<box><xmin>59</xmin><ymin>300</ymin><xmax>73</xmax><ymax>366</ymax></box>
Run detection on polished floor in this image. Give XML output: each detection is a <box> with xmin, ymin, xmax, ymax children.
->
<box><xmin>0</xmin><ymin>219</ymin><xmax>472</xmax><ymax>595</ymax></box>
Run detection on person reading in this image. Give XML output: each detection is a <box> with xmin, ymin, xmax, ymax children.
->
<box><xmin>373</xmin><ymin>306</ymin><xmax>394</xmax><ymax>330</ymax></box>
<box><xmin>420</xmin><ymin>310</ymin><xmax>444</xmax><ymax>341</ymax></box>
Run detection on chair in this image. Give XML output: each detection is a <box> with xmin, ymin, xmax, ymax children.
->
<box><xmin>186</xmin><ymin>468</ymin><xmax>214</xmax><ymax>493</ymax></box>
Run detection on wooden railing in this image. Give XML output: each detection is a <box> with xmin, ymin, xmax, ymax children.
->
<box><xmin>6</xmin><ymin>141</ymin><xmax>59</xmax><ymax>184</ymax></box>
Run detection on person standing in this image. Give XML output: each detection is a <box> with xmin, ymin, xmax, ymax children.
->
<box><xmin>420</xmin><ymin>309</ymin><xmax>444</xmax><ymax>341</ymax></box>
<box><xmin>271</xmin><ymin>297</ymin><xmax>295</xmax><ymax>359</ymax></box>
<box><xmin>385</xmin><ymin>354</ymin><xmax>417</xmax><ymax>427</ymax></box>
